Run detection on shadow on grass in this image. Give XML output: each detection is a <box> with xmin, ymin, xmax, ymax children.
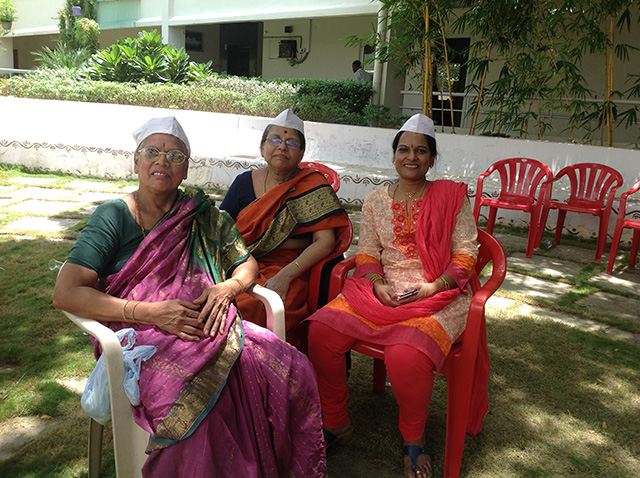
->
<box><xmin>327</xmin><ymin>316</ymin><xmax>640</xmax><ymax>478</ymax></box>
<box><xmin>2</xmin><ymin>239</ymin><xmax>639</xmax><ymax>478</ymax></box>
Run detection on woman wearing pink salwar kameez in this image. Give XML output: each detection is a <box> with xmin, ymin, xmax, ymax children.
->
<box><xmin>308</xmin><ymin>114</ymin><xmax>479</xmax><ymax>478</ymax></box>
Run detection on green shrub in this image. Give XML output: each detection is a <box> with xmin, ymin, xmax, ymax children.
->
<box><xmin>0</xmin><ymin>0</ymin><xmax>17</xmax><ymax>23</ymax></box>
<box><xmin>1</xmin><ymin>70</ymin><xmax>402</xmax><ymax>128</ymax></box>
<box><xmin>32</xmin><ymin>45</ymin><xmax>89</xmax><ymax>72</ymax></box>
<box><xmin>361</xmin><ymin>104</ymin><xmax>407</xmax><ymax>128</ymax></box>
<box><xmin>73</xmin><ymin>17</ymin><xmax>99</xmax><ymax>54</ymax></box>
<box><xmin>291</xmin><ymin>79</ymin><xmax>374</xmax><ymax>115</ymax></box>
<box><xmin>3</xmin><ymin>75</ymin><xmax>289</xmax><ymax>116</ymax></box>
<box><xmin>83</xmin><ymin>30</ymin><xmax>206</xmax><ymax>85</ymax></box>
<box><xmin>58</xmin><ymin>0</ymin><xmax>97</xmax><ymax>52</ymax></box>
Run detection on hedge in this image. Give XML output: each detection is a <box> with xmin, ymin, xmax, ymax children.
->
<box><xmin>0</xmin><ymin>72</ymin><xmax>406</xmax><ymax>128</ymax></box>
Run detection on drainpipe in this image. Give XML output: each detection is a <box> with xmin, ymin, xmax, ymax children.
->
<box><xmin>372</xmin><ymin>9</ymin><xmax>387</xmax><ymax>105</ymax></box>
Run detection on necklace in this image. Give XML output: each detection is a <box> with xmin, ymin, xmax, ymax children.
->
<box><xmin>135</xmin><ymin>191</ymin><xmax>146</xmax><ymax>238</ymax></box>
<box><xmin>263</xmin><ymin>167</ymin><xmax>300</xmax><ymax>194</ymax></box>
<box><xmin>393</xmin><ymin>182</ymin><xmax>427</xmax><ymax>201</ymax></box>
<box><xmin>263</xmin><ymin>168</ymin><xmax>270</xmax><ymax>195</ymax></box>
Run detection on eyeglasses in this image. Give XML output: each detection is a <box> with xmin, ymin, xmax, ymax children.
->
<box><xmin>137</xmin><ymin>147</ymin><xmax>187</xmax><ymax>165</ymax></box>
<box><xmin>266</xmin><ymin>137</ymin><xmax>301</xmax><ymax>150</ymax></box>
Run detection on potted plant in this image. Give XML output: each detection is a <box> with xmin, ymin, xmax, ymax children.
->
<box><xmin>0</xmin><ymin>0</ymin><xmax>17</xmax><ymax>31</ymax></box>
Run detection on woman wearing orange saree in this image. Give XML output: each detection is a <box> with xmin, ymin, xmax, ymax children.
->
<box><xmin>220</xmin><ymin>109</ymin><xmax>349</xmax><ymax>353</ymax></box>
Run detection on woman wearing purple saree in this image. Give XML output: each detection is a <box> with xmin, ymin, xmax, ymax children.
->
<box><xmin>53</xmin><ymin>117</ymin><xmax>326</xmax><ymax>477</ymax></box>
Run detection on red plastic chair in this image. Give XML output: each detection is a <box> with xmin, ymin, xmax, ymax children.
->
<box><xmin>300</xmin><ymin>161</ymin><xmax>340</xmax><ymax>192</ymax></box>
<box><xmin>327</xmin><ymin>228</ymin><xmax>507</xmax><ymax>478</ymax></box>
<box><xmin>299</xmin><ymin>161</ymin><xmax>350</xmax><ymax>310</ymax></box>
<box><xmin>607</xmin><ymin>180</ymin><xmax>640</xmax><ymax>274</ymax></box>
<box><xmin>537</xmin><ymin>163</ymin><xmax>623</xmax><ymax>262</ymax></box>
<box><xmin>308</xmin><ymin>219</ymin><xmax>353</xmax><ymax>311</ymax></box>
<box><xmin>473</xmin><ymin>158</ymin><xmax>553</xmax><ymax>258</ymax></box>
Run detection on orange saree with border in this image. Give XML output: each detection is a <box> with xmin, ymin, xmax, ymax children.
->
<box><xmin>235</xmin><ymin>168</ymin><xmax>349</xmax><ymax>352</ymax></box>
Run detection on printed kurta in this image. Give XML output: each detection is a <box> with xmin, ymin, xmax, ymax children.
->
<box><xmin>308</xmin><ymin>181</ymin><xmax>477</xmax><ymax>371</ymax></box>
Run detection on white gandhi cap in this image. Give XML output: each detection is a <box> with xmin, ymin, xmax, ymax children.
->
<box><xmin>398</xmin><ymin>114</ymin><xmax>435</xmax><ymax>140</ymax></box>
<box><xmin>268</xmin><ymin>109</ymin><xmax>305</xmax><ymax>135</ymax></box>
<box><xmin>133</xmin><ymin>116</ymin><xmax>191</xmax><ymax>157</ymax></box>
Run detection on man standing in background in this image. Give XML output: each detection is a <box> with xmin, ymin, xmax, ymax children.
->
<box><xmin>352</xmin><ymin>60</ymin><xmax>372</xmax><ymax>83</ymax></box>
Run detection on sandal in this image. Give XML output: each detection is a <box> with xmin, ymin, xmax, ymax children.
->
<box><xmin>403</xmin><ymin>444</ymin><xmax>432</xmax><ymax>478</ymax></box>
<box><xmin>323</xmin><ymin>424</ymin><xmax>354</xmax><ymax>450</ymax></box>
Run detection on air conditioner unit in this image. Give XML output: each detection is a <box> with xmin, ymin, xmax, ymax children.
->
<box><xmin>278</xmin><ymin>40</ymin><xmax>297</xmax><ymax>59</ymax></box>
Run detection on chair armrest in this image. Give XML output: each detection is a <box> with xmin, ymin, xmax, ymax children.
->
<box><xmin>328</xmin><ymin>255</ymin><xmax>357</xmax><ymax>302</ymax></box>
<box><xmin>246</xmin><ymin>283</ymin><xmax>286</xmax><ymax>341</ymax></box>
<box><xmin>62</xmin><ymin>311</ymin><xmax>129</xmax><ymax>409</ymax></box>
<box><xmin>308</xmin><ymin>249</ymin><xmax>342</xmax><ymax>311</ymax></box>
<box><xmin>61</xmin><ymin>309</ymin><xmax>147</xmax><ymax>475</ymax></box>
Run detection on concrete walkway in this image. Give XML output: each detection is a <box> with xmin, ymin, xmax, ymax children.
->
<box><xmin>1</xmin><ymin>174</ymin><xmax>639</xmax><ymax>463</ymax></box>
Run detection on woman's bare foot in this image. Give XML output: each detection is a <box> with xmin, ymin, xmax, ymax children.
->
<box><xmin>403</xmin><ymin>437</ymin><xmax>432</xmax><ymax>478</ymax></box>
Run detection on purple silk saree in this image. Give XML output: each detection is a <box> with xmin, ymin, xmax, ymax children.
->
<box><xmin>98</xmin><ymin>188</ymin><xmax>326</xmax><ymax>477</ymax></box>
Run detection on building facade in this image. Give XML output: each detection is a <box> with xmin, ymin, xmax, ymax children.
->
<box><xmin>2</xmin><ymin>1</ymin><xmax>639</xmax><ymax>145</ymax></box>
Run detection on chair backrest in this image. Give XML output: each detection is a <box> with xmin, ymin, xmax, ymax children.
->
<box><xmin>479</xmin><ymin>157</ymin><xmax>553</xmax><ymax>202</ymax></box>
<box><xmin>618</xmin><ymin>180</ymin><xmax>640</xmax><ymax>216</ymax></box>
<box><xmin>300</xmin><ymin>161</ymin><xmax>340</xmax><ymax>192</ymax></box>
<box><xmin>554</xmin><ymin>162</ymin><xmax>623</xmax><ymax>208</ymax></box>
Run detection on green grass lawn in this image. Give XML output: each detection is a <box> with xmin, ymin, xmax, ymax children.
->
<box><xmin>1</xmin><ymin>166</ymin><xmax>640</xmax><ymax>477</ymax></box>
<box><xmin>1</xmin><ymin>235</ymin><xmax>639</xmax><ymax>477</ymax></box>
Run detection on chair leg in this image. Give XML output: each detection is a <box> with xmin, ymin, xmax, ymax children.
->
<box><xmin>525</xmin><ymin>212</ymin><xmax>537</xmax><ymax>258</ymax></box>
<box><xmin>630</xmin><ymin>230</ymin><xmax>640</xmax><ymax>267</ymax></box>
<box><xmin>536</xmin><ymin>206</ymin><xmax>551</xmax><ymax>248</ymax></box>
<box><xmin>88</xmin><ymin>418</ymin><xmax>103</xmax><ymax>478</ymax></box>
<box><xmin>554</xmin><ymin>210</ymin><xmax>567</xmax><ymax>244</ymax></box>
<box><xmin>443</xmin><ymin>373</ymin><xmax>473</xmax><ymax>478</ymax></box>
<box><xmin>372</xmin><ymin>358</ymin><xmax>387</xmax><ymax>392</ymax></box>
<box><xmin>607</xmin><ymin>227</ymin><xmax>623</xmax><ymax>274</ymax></box>
<box><xmin>486</xmin><ymin>207</ymin><xmax>497</xmax><ymax>235</ymax></box>
<box><xmin>595</xmin><ymin>216</ymin><xmax>610</xmax><ymax>262</ymax></box>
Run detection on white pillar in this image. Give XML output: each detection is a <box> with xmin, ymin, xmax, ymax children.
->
<box><xmin>0</xmin><ymin>36</ymin><xmax>13</xmax><ymax>69</ymax></box>
<box><xmin>160</xmin><ymin>0</ymin><xmax>185</xmax><ymax>49</ymax></box>
<box><xmin>371</xmin><ymin>9</ymin><xmax>387</xmax><ymax>105</ymax></box>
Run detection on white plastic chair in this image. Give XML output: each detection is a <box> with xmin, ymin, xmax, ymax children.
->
<box><xmin>63</xmin><ymin>284</ymin><xmax>285</xmax><ymax>478</ymax></box>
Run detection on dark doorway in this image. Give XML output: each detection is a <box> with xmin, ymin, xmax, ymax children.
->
<box><xmin>13</xmin><ymin>49</ymin><xmax>18</xmax><ymax>69</ymax></box>
<box><xmin>431</xmin><ymin>38</ymin><xmax>470</xmax><ymax>128</ymax></box>
<box><xmin>227</xmin><ymin>45</ymin><xmax>251</xmax><ymax>77</ymax></box>
<box><xmin>220</xmin><ymin>22</ymin><xmax>262</xmax><ymax>77</ymax></box>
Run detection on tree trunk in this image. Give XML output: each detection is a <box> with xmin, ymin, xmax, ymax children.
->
<box><xmin>606</xmin><ymin>15</ymin><xmax>615</xmax><ymax>147</ymax></box>
<box><xmin>437</xmin><ymin>10</ymin><xmax>455</xmax><ymax>133</ymax></box>
<box><xmin>470</xmin><ymin>43</ymin><xmax>492</xmax><ymax>135</ymax></box>
<box><xmin>422</xmin><ymin>4</ymin><xmax>432</xmax><ymax>116</ymax></box>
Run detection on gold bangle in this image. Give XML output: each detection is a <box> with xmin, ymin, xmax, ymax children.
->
<box><xmin>230</xmin><ymin>277</ymin><xmax>245</xmax><ymax>291</ymax></box>
<box><xmin>131</xmin><ymin>301</ymin><xmax>141</xmax><ymax>323</ymax></box>
<box><xmin>369</xmin><ymin>273</ymin><xmax>386</xmax><ymax>285</ymax></box>
<box><xmin>293</xmin><ymin>261</ymin><xmax>302</xmax><ymax>272</ymax></box>
<box><xmin>122</xmin><ymin>300</ymin><xmax>130</xmax><ymax>321</ymax></box>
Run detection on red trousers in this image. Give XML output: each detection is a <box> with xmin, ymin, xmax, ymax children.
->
<box><xmin>308</xmin><ymin>321</ymin><xmax>435</xmax><ymax>442</ymax></box>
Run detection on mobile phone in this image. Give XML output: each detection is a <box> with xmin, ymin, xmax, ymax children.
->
<box><xmin>398</xmin><ymin>288</ymin><xmax>419</xmax><ymax>299</ymax></box>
